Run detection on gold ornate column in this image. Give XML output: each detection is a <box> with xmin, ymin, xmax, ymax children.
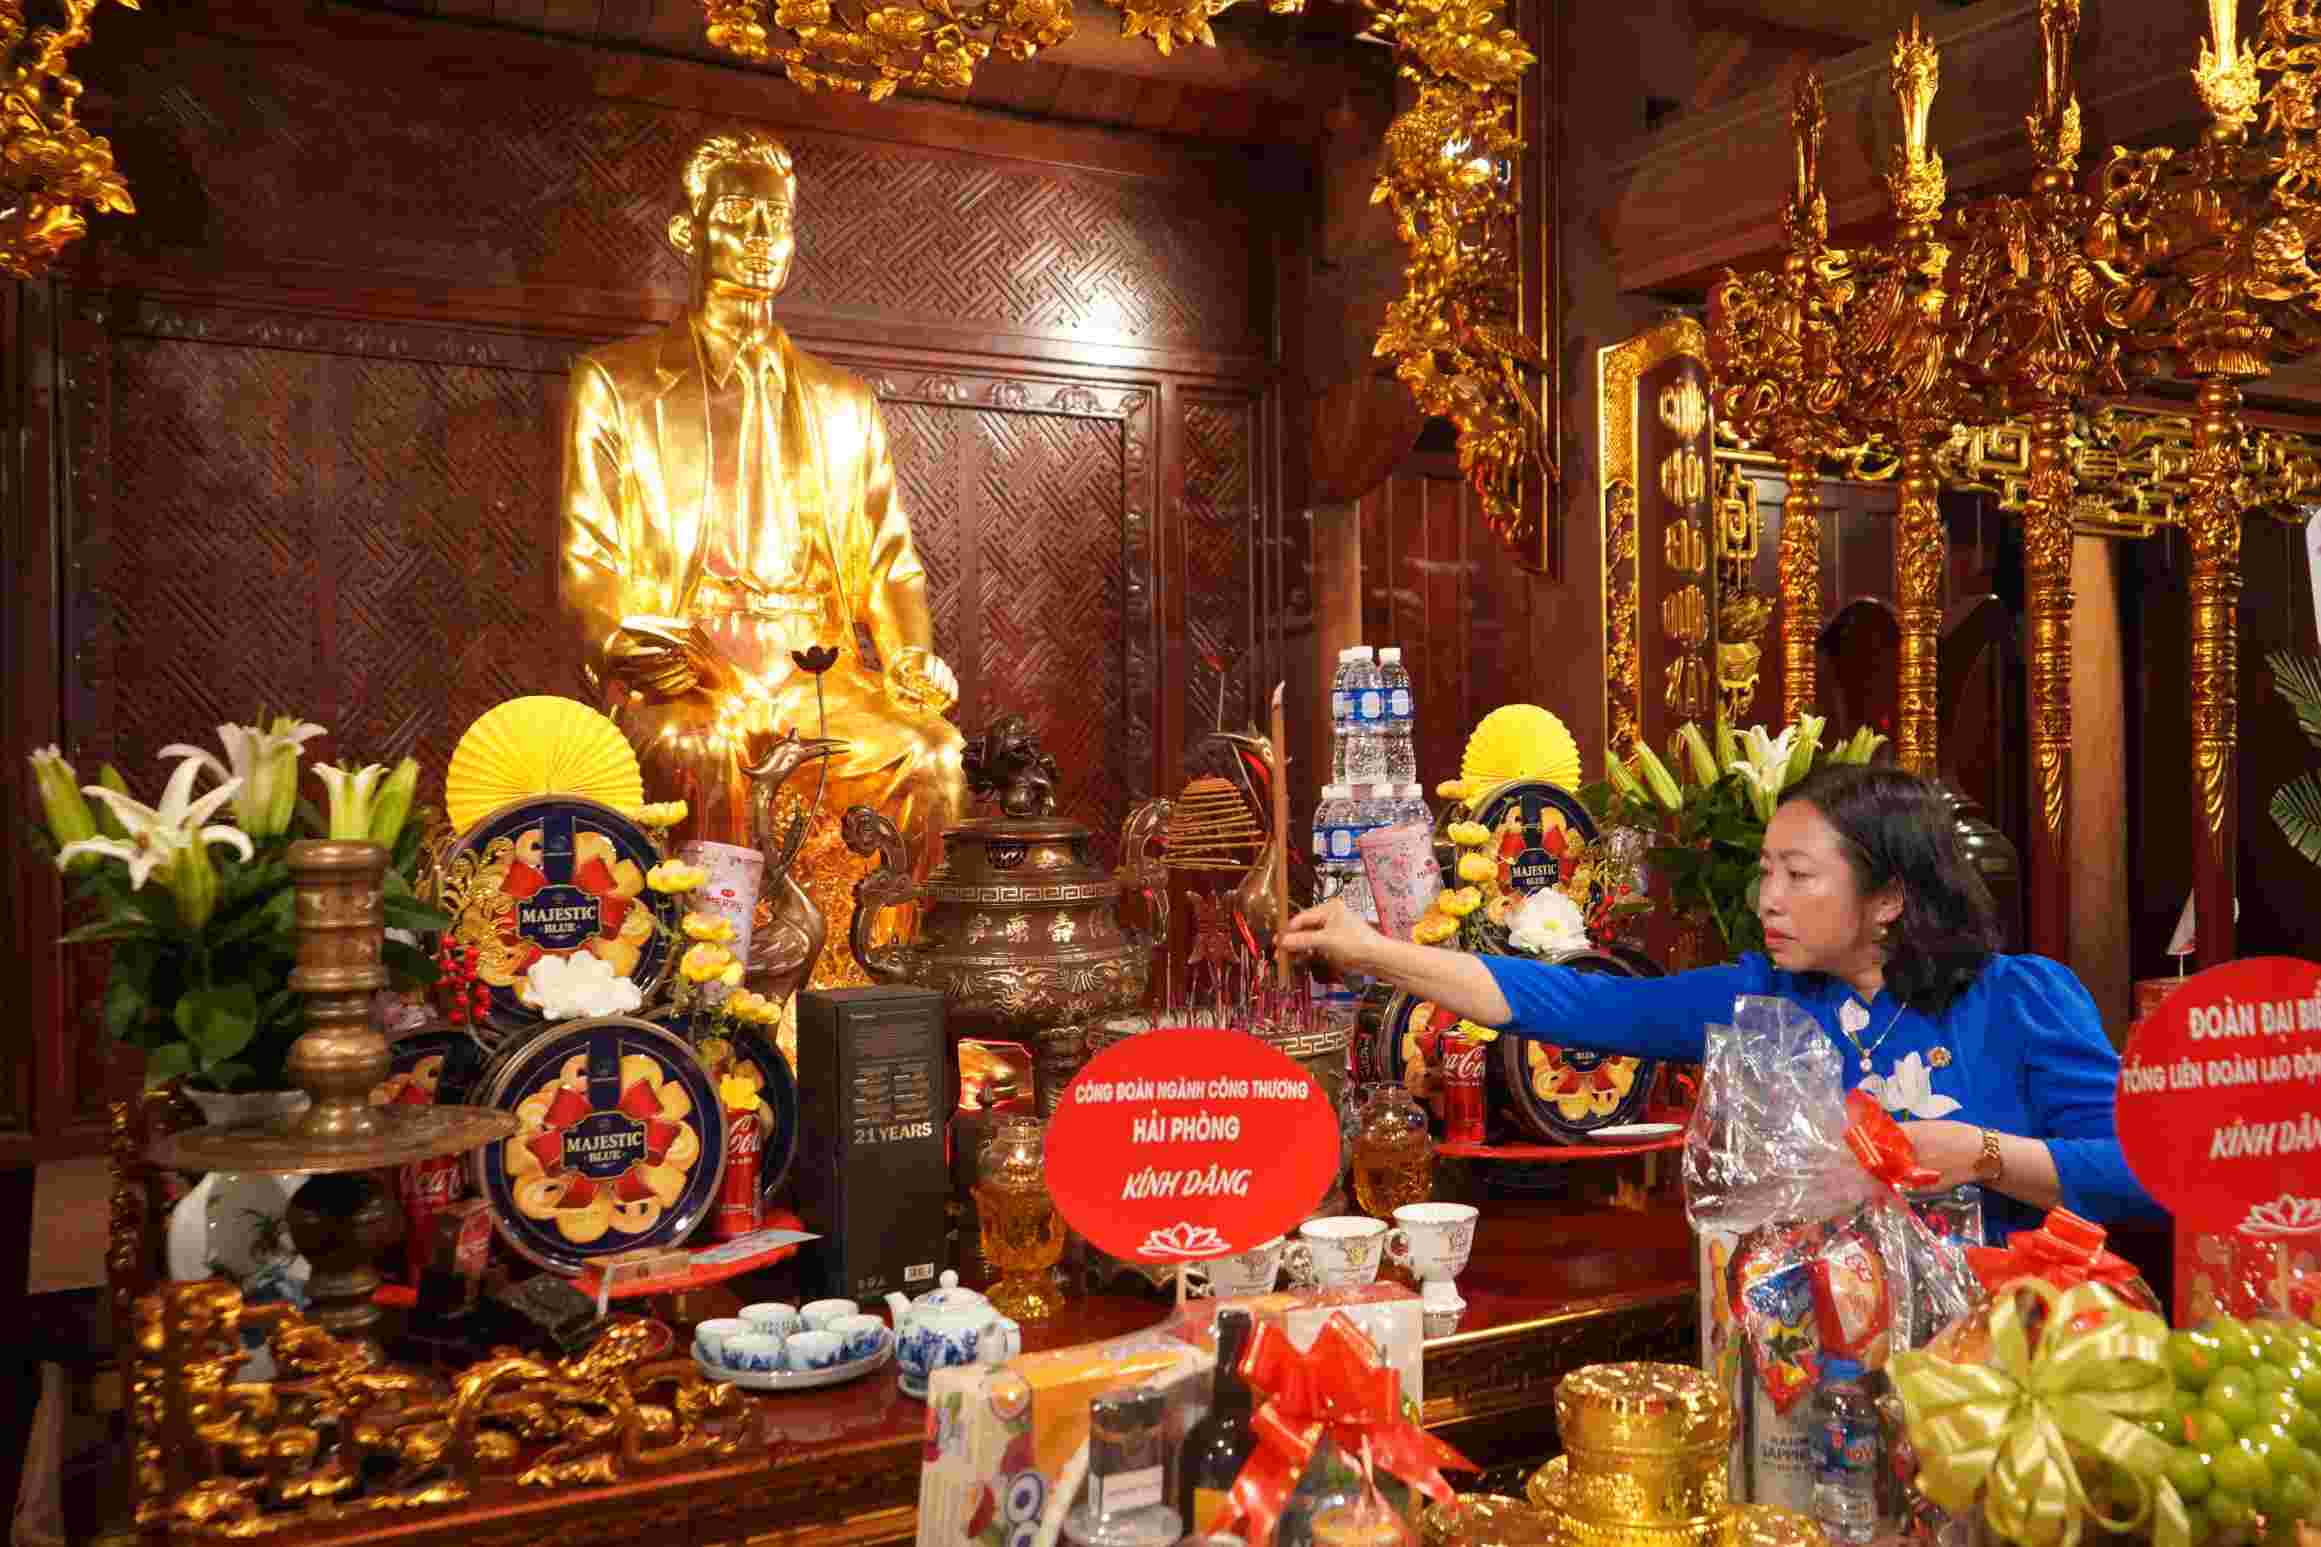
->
<box><xmin>1942</xmin><ymin>0</ymin><xmax>2114</xmax><ymax>960</ymax></box>
<box><xmin>1777</xmin><ymin>451</ymin><xmax>1824</xmax><ymax>726</ymax></box>
<box><xmin>2188</xmin><ymin>378</ymin><xmax>2246</xmax><ymax>966</ymax></box>
<box><xmin>1893</xmin><ymin>445</ymin><xmax>1945</xmax><ymax>776</ymax></box>
<box><xmin>1709</xmin><ymin>71</ymin><xmax>1855</xmax><ymax>730</ymax></box>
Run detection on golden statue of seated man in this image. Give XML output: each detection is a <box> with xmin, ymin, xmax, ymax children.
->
<box><xmin>558</xmin><ymin>130</ymin><xmax>967</xmax><ymax>885</ymax></box>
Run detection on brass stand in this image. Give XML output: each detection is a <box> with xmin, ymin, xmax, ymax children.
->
<box><xmin>149</xmin><ymin>840</ymin><xmax>515</xmax><ymax>1336</ymax></box>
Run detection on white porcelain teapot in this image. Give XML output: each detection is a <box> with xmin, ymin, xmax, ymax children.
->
<box><xmin>885</xmin><ymin>1271</ymin><xmax>1023</xmax><ymax>1398</ymax></box>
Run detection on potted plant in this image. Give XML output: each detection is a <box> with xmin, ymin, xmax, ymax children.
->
<box><xmin>1579</xmin><ymin>715</ymin><xmax>1887</xmax><ymax>964</ymax></box>
<box><xmin>27</xmin><ymin>719</ymin><xmax>446</xmax><ymax>1113</ymax></box>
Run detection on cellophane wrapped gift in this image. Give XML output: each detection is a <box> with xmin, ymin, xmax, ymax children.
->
<box><xmin>1889</xmin><ymin>1235</ymin><xmax>2194</xmax><ymax>1547</ymax></box>
<box><xmin>2175</xmin><ymin>1196</ymin><xmax>2321</xmax><ymax>1326</ymax></box>
<box><xmin>1683</xmin><ymin>995</ymin><xmax>1978</xmax><ymax>1527</ymax></box>
<box><xmin>916</xmin><ymin>1329</ymin><xmax>1210</xmax><ymax>1547</ymax></box>
<box><xmin>1171</xmin><ymin>1310</ymin><xmax>1471</xmax><ymax>1547</ymax></box>
<box><xmin>1167</xmin><ymin>1283</ymin><xmax>1426</xmax><ymax>1409</ymax></box>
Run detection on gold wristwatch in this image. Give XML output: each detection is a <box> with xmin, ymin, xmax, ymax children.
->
<box><xmin>1974</xmin><ymin>1127</ymin><xmax>2004</xmax><ymax>1184</ymax></box>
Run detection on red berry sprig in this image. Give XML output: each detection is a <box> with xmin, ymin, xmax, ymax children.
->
<box><xmin>435</xmin><ymin>939</ymin><xmax>483</xmax><ymax>1025</ymax></box>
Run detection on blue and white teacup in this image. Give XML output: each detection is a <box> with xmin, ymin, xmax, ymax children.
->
<box><xmin>740</xmin><ymin>1301</ymin><xmax>803</xmax><ymax>1338</ymax></box>
<box><xmin>827</xmin><ymin>1313</ymin><xmax>887</xmax><ymax>1362</ymax></box>
<box><xmin>783</xmin><ymin>1330</ymin><xmax>845</xmax><ymax>1371</ymax></box>
<box><xmin>694</xmin><ymin>1317</ymin><xmax>755</xmax><ymax>1367</ymax></box>
<box><xmin>722</xmin><ymin>1332</ymin><xmax>786</xmax><ymax>1373</ymax></box>
<box><xmin>800</xmin><ymin>1298</ymin><xmax>857</xmax><ymax>1332</ymax></box>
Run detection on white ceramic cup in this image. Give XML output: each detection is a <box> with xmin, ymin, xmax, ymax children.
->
<box><xmin>722</xmin><ymin>1332</ymin><xmax>786</xmax><ymax>1373</ymax></box>
<box><xmin>784</xmin><ymin>1329</ymin><xmax>845</xmax><ymax>1371</ymax></box>
<box><xmin>800</xmin><ymin>1297</ymin><xmax>858</xmax><ymax>1332</ymax></box>
<box><xmin>1389</xmin><ymin>1201</ymin><xmax>1478</xmax><ymax>1309</ymax></box>
<box><xmin>827</xmin><ymin>1313</ymin><xmax>887</xmax><ymax>1362</ymax></box>
<box><xmin>694</xmin><ymin>1316</ymin><xmax>755</xmax><ymax>1366</ymax></box>
<box><xmin>740</xmin><ymin>1301</ymin><xmax>802</xmax><ymax>1338</ymax></box>
<box><xmin>1202</xmin><ymin>1237</ymin><xmax>1285</xmax><ymax>1299</ymax></box>
<box><xmin>1284</xmin><ymin>1216</ymin><xmax>1392</xmax><ymax>1290</ymax></box>
<box><xmin>678</xmin><ymin>839</ymin><xmax>766</xmax><ymax>971</ymax></box>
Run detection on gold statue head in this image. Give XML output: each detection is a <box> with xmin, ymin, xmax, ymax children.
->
<box><xmin>668</xmin><ymin>131</ymin><xmax>799</xmax><ymax>299</ymax></box>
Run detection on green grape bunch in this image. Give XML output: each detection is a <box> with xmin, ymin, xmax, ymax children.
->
<box><xmin>2150</xmin><ymin>1312</ymin><xmax>2321</xmax><ymax>1547</ymax></box>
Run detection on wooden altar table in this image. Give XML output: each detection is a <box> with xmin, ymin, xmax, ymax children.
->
<box><xmin>244</xmin><ymin>1201</ymin><xmax>1695</xmax><ymax>1547</ymax></box>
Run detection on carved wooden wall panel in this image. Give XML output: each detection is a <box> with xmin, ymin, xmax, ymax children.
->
<box><xmin>1180</xmin><ymin>394</ymin><xmax>1259</xmax><ymax>761</ymax></box>
<box><xmin>94</xmin><ymin>48</ymin><xmax>1261</xmax><ymax>360</ymax></box>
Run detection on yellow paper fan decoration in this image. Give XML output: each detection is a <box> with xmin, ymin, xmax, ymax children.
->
<box><xmin>444</xmin><ymin>696</ymin><xmax>644</xmax><ymax>834</ymax></box>
<box><xmin>1461</xmin><ymin>705</ymin><xmax>1582</xmax><ymax>794</ymax></box>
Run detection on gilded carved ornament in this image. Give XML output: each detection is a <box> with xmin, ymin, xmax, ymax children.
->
<box><xmin>700</xmin><ymin>0</ymin><xmax>1548</xmax><ymax>560</ymax></box>
<box><xmin>0</xmin><ymin>0</ymin><xmax>136</xmax><ymax>278</ymax></box>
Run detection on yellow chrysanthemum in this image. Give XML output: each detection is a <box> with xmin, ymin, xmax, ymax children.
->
<box><xmin>1413</xmin><ymin>914</ymin><xmax>1458</xmax><ymax>945</ymax></box>
<box><xmin>682</xmin><ymin>911</ymin><xmax>736</xmax><ymax>943</ymax></box>
<box><xmin>719</xmin><ymin>1073</ymin><xmax>759</xmax><ymax>1111</ymax></box>
<box><xmin>1454</xmin><ymin>1019</ymin><xmax>1499</xmax><ymax>1045</ymax></box>
<box><xmin>719</xmin><ymin>960</ymin><xmax>745</xmax><ymax>987</ymax></box>
<box><xmin>1456</xmin><ymin>851</ymin><xmax>1497</xmax><ymax>884</ymax></box>
<box><xmin>681</xmin><ymin>941</ymin><xmax>735</xmax><ymax>982</ymax></box>
<box><xmin>648</xmin><ymin>860</ymin><xmax>709</xmax><ymax>894</ymax></box>
<box><xmin>631</xmin><ymin>800</ymin><xmax>690</xmax><ymax>828</ymax></box>
<box><xmin>1436</xmin><ymin>779</ymin><xmax>1474</xmax><ymax>803</ymax></box>
<box><xmin>1447</xmin><ymin>820</ymin><xmax>1491</xmax><ymax>848</ymax></box>
<box><xmin>1439</xmin><ymin>886</ymin><xmax>1483</xmax><ymax>919</ymax></box>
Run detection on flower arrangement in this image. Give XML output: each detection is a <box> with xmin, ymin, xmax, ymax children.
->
<box><xmin>1581</xmin><ymin>716</ymin><xmax>1886</xmax><ymax>958</ymax></box>
<box><xmin>1409</xmin><ymin>815</ymin><xmax>1646</xmax><ymax>955</ymax></box>
<box><xmin>27</xmin><ymin>722</ymin><xmax>445</xmax><ymax>1091</ymax></box>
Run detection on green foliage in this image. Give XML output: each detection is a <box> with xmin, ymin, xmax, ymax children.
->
<box><xmin>2267</xmin><ymin>653</ymin><xmax>2321</xmax><ymax>873</ymax></box>
<box><xmin>48</xmin><ymin>799</ymin><xmax>445</xmax><ymax>1092</ymax></box>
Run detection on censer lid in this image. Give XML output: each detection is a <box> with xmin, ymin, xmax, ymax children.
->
<box><xmin>1555</xmin><ymin>1361</ymin><xmax>1732</xmax><ymax>1454</ymax></box>
<box><xmin>953</xmin><ymin>714</ymin><xmax>1087</xmax><ymax>838</ymax></box>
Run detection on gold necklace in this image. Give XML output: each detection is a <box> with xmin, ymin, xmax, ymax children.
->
<box><xmin>1836</xmin><ymin>997</ymin><xmax>1907</xmax><ymax>1073</ymax></box>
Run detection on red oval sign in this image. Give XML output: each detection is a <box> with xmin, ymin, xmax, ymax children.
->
<box><xmin>1046</xmin><ymin>1027</ymin><xmax>1340</xmax><ymax>1264</ymax></box>
<box><xmin>2117</xmin><ymin>956</ymin><xmax>2321</xmax><ymax>1230</ymax></box>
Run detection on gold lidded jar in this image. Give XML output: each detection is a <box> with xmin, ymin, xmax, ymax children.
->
<box><xmin>1550</xmin><ymin>1362</ymin><xmax>1734</xmax><ymax>1529</ymax></box>
<box><xmin>974</xmin><ymin>1113</ymin><xmax>1065</xmax><ymax>1323</ymax></box>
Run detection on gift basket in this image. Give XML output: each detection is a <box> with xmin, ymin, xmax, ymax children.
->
<box><xmin>1684</xmin><ymin>996</ymin><xmax>1979</xmax><ymax>1533</ymax></box>
<box><xmin>1889</xmin><ymin>1207</ymin><xmax>2321</xmax><ymax>1547</ymax></box>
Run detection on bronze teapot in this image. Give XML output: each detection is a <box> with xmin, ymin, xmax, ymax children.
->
<box><xmin>843</xmin><ymin>717</ymin><xmax>1152</xmax><ymax>1050</ymax></box>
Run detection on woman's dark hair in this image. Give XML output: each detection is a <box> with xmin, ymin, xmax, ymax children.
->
<box><xmin>1776</xmin><ymin>763</ymin><xmax>2001</xmax><ymax>1012</ymax></box>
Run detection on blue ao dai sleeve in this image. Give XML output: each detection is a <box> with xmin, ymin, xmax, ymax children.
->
<box><xmin>1472</xmin><ymin>954</ymin><xmax>1770</xmax><ymax>1064</ymax></box>
<box><xmin>2005</xmin><ymin>956</ymin><xmax>2167</xmax><ymax>1224</ymax></box>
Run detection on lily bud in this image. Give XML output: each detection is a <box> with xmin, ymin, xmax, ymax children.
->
<box><xmin>368</xmin><ymin>757</ymin><xmax>419</xmax><ymax>846</ymax></box>
<box><xmin>1783</xmin><ymin>714</ymin><xmax>1825</xmax><ymax>789</ymax></box>
<box><xmin>168</xmin><ymin>838</ymin><xmax>221</xmax><ymax>929</ymax></box>
<box><xmin>1676</xmin><ymin>723</ymin><xmax>1719</xmax><ymax>787</ymax></box>
<box><xmin>28</xmin><ymin>747</ymin><xmax>96</xmax><ymax>851</ymax></box>
<box><xmin>314</xmin><ymin>762</ymin><xmax>389</xmax><ymax>841</ymax></box>
<box><xmin>1713</xmin><ymin>716</ymin><xmax>1740</xmax><ymax>777</ymax></box>
<box><xmin>95</xmin><ymin>765</ymin><xmax>132</xmax><ymax>838</ymax></box>
<box><xmin>1604</xmin><ymin>749</ymin><xmax>1644</xmax><ymax>804</ymax></box>
<box><xmin>265</xmin><ymin>716</ymin><xmax>309</xmax><ymax>835</ymax></box>
<box><xmin>1633</xmin><ymin>742</ymin><xmax>1683</xmax><ymax>813</ymax></box>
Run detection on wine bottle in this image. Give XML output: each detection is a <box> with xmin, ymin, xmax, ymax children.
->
<box><xmin>1178</xmin><ymin>1309</ymin><xmax>1260</xmax><ymax>1536</ymax></box>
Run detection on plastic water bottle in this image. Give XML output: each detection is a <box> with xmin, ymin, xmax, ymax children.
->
<box><xmin>1393</xmin><ymin>782</ymin><xmax>1431</xmax><ymax>832</ymax></box>
<box><xmin>1329</xmin><ymin>650</ymin><xmax>1360</xmax><ymax>784</ymax></box>
<box><xmin>1343</xmin><ymin>648</ymin><xmax>1386</xmax><ymax>783</ymax></box>
<box><xmin>1377</xmin><ymin>647</ymin><xmax>1417</xmax><ymax>784</ymax></box>
<box><xmin>1812</xmin><ymin>1358</ymin><xmax>1881</xmax><ymax>1547</ymax></box>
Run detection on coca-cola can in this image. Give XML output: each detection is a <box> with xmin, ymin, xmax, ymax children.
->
<box><xmin>1442</xmin><ymin>1040</ymin><xmax>1487</xmax><ymax>1145</ymax></box>
<box><xmin>714</xmin><ymin>1108</ymin><xmax>761</xmax><ymax>1240</ymax></box>
<box><xmin>397</xmin><ymin>1154</ymin><xmax>462</xmax><ymax>1285</ymax></box>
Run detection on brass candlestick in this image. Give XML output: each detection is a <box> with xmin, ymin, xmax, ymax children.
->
<box><xmin>150</xmin><ymin>839</ymin><xmax>516</xmax><ymax>1336</ymax></box>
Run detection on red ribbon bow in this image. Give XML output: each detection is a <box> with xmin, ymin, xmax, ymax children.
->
<box><xmin>1226</xmin><ymin>1314</ymin><xmax>1473</xmax><ymax>1545</ymax></box>
<box><xmin>1842</xmin><ymin>1090</ymin><xmax>1940</xmax><ymax>1192</ymax></box>
<box><xmin>1964</xmin><ymin>1208</ymin><xmax>2145</xmax><ymax>1298</ymax></box>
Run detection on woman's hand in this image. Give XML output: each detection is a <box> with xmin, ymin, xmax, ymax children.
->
<box><xmin>1896</xmin><ymin>1120</ymin><xmax>1984</xmax><ymax>1189</ymax></box>
<box><xmin>1279</xmin><ymin>898</ymin><xmax>1379</xmax><ymax>978</ymax></box>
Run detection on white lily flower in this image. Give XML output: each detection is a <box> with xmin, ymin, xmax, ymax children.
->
<box><xmin>1726</xmin><ymin>724</ymin><xmax>1797</xmax><ymax>822</ymax></box>
<box><xmin>63</xmin><ymin>754</ymin><xmax>254</xmax><ymax>890</ymax></box>
<box><xmin>161</xmin><ymin>719</ymin><xmax>326</xmax><ymax>838</ymax></box>
<box><xmin>313</xmin><ymin>762</ymin><xmax>390</xmax><ymax>841</ymax></box>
